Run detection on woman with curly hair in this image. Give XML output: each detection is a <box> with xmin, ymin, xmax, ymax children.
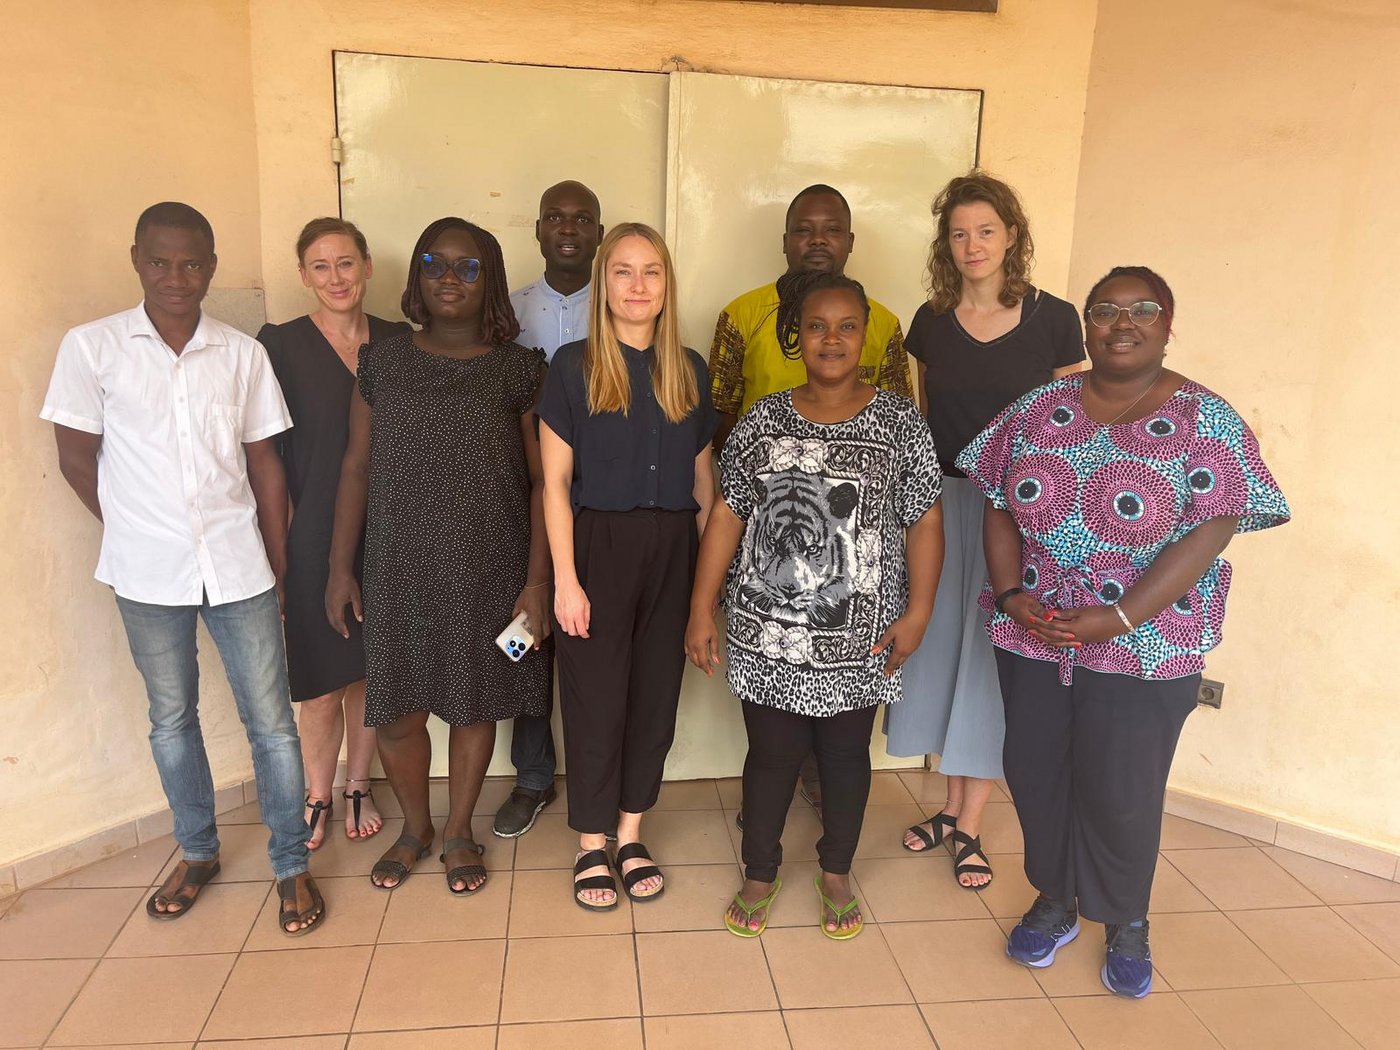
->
<box><xmin>888</xmin><ymin>172</ymin><xmax>1085</xmax><ymax>890</ymax></box>
<box><xmin>325</xmin><ymin>217</ymin><xmax>552</xmax><ymax>896</ymax></box>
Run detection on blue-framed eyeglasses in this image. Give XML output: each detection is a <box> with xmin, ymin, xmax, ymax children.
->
<box><xmin>420</xmin><ymin>254</ymin><xmax>481</xmax><ymax>283</ymax></box>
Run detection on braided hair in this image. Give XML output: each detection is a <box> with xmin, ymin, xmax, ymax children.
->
<box><xmin>400</xmin><ymin>216</ymin><xmax>521</xmax><ymax>344</ymax></box>
<box><xmin>1083</xmin><ymin>265</ymin><xmax>1175</xmax><ymax>337</ymax></box>
<box><xmin>774</xmin><ymin>270</ymin><xmax>871</xmax><ymax>360</ymax></box>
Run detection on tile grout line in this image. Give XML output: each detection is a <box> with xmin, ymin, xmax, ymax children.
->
<box><xmin>1298</xmin><ymin>978</ymin><xmax>1391</xmax><ymax>1049</ymax></box>
<box><xmin>343</xmin><ymin>867</ymin><xmax>396</xmax><ymax>1041</ymax></box>
<box><xmin>1157</xmin><ymin>989</ymin><xmax>1230</xmax><ymax>1050</ymax></box>
<box><xmin>755</xmin><ymin>921</ymin><xmax>794</xmax><ymax>1048</ymax></box>
<box><xmin>494</xmin><ymin>828</ymin><xmax>517</xmax><ymax>1036</ymax></box>
<box><xmin>1326</xmin><ymin>902</ymin><xmax>1400</xmax><ymax>968</ymax></box>
<box><xmin>1039</xmin><ymin>994</ymin><xmax>1090</xmax><ymax>1050</ymax></box>
<box><xmin>39</xmin><ymin>879</ymin><xmax>156</xmax><ymax>1046</ymax></box>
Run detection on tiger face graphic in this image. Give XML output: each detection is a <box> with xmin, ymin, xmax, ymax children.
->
<box><xmin>739</xmin><ymin>470</ymin><xmax>858</xmax><ymax>629</ymax></box>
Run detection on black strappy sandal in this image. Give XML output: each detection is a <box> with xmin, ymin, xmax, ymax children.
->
<box><xmin>950</xmin><ymin>829</ymin><xmax>994</xmax><ymax>891</ymax></box>
<box><xmin>903</xmin><ymin>811</ymin><xmax>958</xmax><ymax>853</ymax></box>
<box><xmin>277</xmin><ymin>872</ymin><xmax>327</xmax><ymax>936</ymax></box>
<box><xmin>304</xmin><ymin>795</ymin><xmax>332</xmax><ymax>851</ymax></box>
<box><xmin>342</xmin><ymin>779</ymin><xmax>379</xmax><ymax>840</ymax></box>
<box><xmin>369</xmin><ymin>832</ymin><xmax>431</xmax><ymax>890</ymax></box>
<box><xmin>574</xmin><ymin>848</ymin><xmax>619</xmax><ymax>911</ymax></box>
<box><xmin>613</xmin><ymin>842</ymin><xmax>665</xmax><ymax>902</ymax></box>
<box><xmin>440</xmin><ymin>837</ymin><xmax>488</xmax><ymax>896</ymax></box>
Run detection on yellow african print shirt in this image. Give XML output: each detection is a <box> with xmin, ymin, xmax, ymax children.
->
<box><xmin>708</xmin><ymin>281</ymin><xmax>913</xmax><ymax>417</ymax></box>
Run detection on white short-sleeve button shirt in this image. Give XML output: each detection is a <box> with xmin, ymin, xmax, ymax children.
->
<box><xmin>40</xmin><ymin>304</ymin><xmax>292</xmax><ymax>606</ymax></box>
<box><xmin>510</xmin><ymin>277</ymin><xmax>591</xmax><ymax>361</ymax></box>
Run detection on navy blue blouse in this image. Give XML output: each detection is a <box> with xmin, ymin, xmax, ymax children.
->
<box><xmin>536</xmin><ymin>340</ymin><xmax>717</xmax><ymax>512</ymax></box>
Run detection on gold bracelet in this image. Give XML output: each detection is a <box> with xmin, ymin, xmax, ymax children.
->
<box><xmin>523</xmin><ymin>581</ymin><xmax>551</xmax><ymax>590</ymax></box>
<box><xmin>1112</xmin><ymin>603</ymin><xmax>1135</xmax><ymax>632</ymax></box>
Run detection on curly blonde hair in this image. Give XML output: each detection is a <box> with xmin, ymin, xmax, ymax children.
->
<box><xmin>926</xmin><ymin>172</ymin><xmax>1034</xmax><ymax>314</ymax></box>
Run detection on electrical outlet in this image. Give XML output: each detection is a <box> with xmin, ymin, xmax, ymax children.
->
<box><xmin>1198</xmin><ymin>678</ymin><xmax>1224</xmax><ymax>708</ymax></box>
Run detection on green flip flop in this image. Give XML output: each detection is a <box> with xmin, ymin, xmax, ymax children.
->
<box><xmin>724</xmin><ymin>877</ymin><xmax>782</xmax><ymax>938</ymax></box>
<box><xmin>815</xmin><ymin>874</ymin><xmax>864</xmax><ymax>941</ymax></box>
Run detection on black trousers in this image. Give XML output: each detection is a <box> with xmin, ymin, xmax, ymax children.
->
<box><xmin>996</xmin><ymin>649</ymin><xmax>1199</xmax><ymax>924</ymax></box>
<box><xmin>740</xmin><ymin>700</ymin><xmax>879</xmax><ymax>882</ymax></box>
<box><xmin>555</xmin><ymin>509</ymin><xmax>697</xmax><ymax>834</ymax></box>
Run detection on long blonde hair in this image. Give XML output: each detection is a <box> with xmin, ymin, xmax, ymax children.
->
<box><xmin>926</xmin><ymin>171</ymin><xmax>1035</xmax><ymax>314</ymax></box>
<box><xmin>585</xmin><ymin>223</ymin><xmax>697</xmax><ymax>424</ymax></box>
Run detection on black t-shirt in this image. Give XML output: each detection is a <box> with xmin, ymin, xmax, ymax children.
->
<box><xmin>910</xmin><ymin>289</ymin><xmax>1084</xmax><ymax>477</ymax></box>
<box><xmin>536</xmin><ymin>339</ymin><xmax>718</xmax><ymax>512</ymax></box>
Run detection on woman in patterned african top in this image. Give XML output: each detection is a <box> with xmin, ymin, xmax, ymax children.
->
<box><xmin>962</xmin><ymin>266</ymin><xmax>1289</xmax><ymax>998</ymax></box>
<box><xmin>685</xmin><ymin>271</ymin><xmax>944</xmax><ymax>942</ymax></box>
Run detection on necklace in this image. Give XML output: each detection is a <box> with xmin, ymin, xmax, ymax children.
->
<box><xmin>1089</xmin><ymin>373</ymin><xmax>1160</xmax><ymax>426</ymax></box>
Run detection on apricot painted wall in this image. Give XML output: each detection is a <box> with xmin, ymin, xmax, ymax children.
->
<box><xmin>0</xmin><ymin>2</ymin><xmax>264</xmax><ymax>874</ymax></box>
<box><xmin>1070</xmin><ymin>0</ymin><xmax>1400</xmax><ymax>851</ymax></box>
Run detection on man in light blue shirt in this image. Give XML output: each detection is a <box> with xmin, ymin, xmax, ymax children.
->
<box><xmin>496</xmin><ymin>180</ymin><xmax>602</xmax><ymax>838</ymax></box>
<box><xmin>509</xmin><ymin>181</ymin><xmax>602</xmax><ymax>362</ymax></box>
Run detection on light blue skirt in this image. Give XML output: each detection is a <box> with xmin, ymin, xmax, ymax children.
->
<box><xmin>884</xmin><ymin>475</ymin><xmax>1005</xmax><ymax>779</ymax></box>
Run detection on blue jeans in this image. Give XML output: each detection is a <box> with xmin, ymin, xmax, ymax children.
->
<box><xmin>115</xmin><ymin>587</ymin><xmax>308</xmax><ymax>881</ymax></box>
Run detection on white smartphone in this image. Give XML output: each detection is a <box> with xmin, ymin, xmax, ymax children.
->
<box><xmin>495</xmin><ymin>611</ymin><xmax>536</xmax><ymax>662</ymax></box>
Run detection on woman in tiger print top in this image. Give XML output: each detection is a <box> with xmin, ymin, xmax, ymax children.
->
<box><xmin>686</xmin><ymin>272</ymin><xmax>944</xmax><ymax>942</ymax></box>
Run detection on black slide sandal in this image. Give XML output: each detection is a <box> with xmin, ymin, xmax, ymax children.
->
<box><xmin>613</xmin><ymin>842</ymin><xmax>665</xmax><ymax>902</ymax></box>
<box><xmin>574</xmin><ymin>847</ymin><xmax>619</xmax><ymax>911</ymax></box>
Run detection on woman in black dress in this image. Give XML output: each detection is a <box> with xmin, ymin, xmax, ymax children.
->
<box><xmin>326</xmin><ymin>217</ymin><xmax>552</xmax><ymax>895</ymax></box>
<box><xmin>260</xmin><ymin>218</ymin><xmax>409</xmax><ymax>850</ymax></box>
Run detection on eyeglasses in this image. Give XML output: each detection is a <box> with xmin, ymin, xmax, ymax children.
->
<box><xmin>1087</xmin><ymin>301</ymin><xmax>1163</xmax><ymax>328</ymax></box>
<box><xmin>420</xmin><ymin>254</ymin><xmax>481</xmax><ymax>283</ymax></box>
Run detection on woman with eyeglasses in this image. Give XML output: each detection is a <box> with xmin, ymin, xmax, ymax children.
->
<box><xmin>326</xmin><ymin>217</ymin><xmax>552</xmax><ymax>896</ymax></box>
<box><xmin>890</xmin><ymin>172</ymin><xmax>1085</xmax><ymax>891</ymax></box>
<box><xmin>961</xmin><ymin>266</ymin><xmax>1289</xmax><ymax>997</ymax></box>
<box><xmin>537</xmin><ymin>222</ymin><xmax>716</xmax><ymax>911</ymax></box>
<box><xmin>259</xmin><ymin>218</ymin><xmax>408</xmax><ymax>850</ymax></box>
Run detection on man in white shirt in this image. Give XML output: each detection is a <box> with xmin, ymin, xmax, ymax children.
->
<box><xmin>509</xmin><ymin>180</ymin><xmax>602</xmax><ymax>363</ymax></box>
<box><xmin>41</xmin><ymin>202</ymin><xmax>324</xmax><ymax>934</ymax></box>
<box><xmin>495</xmin><ymin>181</ymin><xmax>601</xmax><ymax>838</ymax></box>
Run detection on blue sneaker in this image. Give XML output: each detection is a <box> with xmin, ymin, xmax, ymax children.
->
<box><xmin>1007</xmin><ymin>895</ymin><xmax>1080</xmax><ymax>968</ymax></box>
<box><xmin>1102</xmin><ymin>919</ymin><xmax>1153</xmax><ymax>998</ymax></box>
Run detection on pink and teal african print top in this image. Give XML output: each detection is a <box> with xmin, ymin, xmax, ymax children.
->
<box><xmin>956</xmin><ymin>375</ymin><xmax>1290</xmax><ymax>684</ymax></box>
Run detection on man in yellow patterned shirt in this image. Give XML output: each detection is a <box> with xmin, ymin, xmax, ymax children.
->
<box><xmin>707</xmin><ymin>186</ymin><xmax>913</xmax><ymax>815</ymax></box>
<box><xmin>708</xmin><ymin>184</ymin><xmax>913</xmax><ymax>455</ymax></box>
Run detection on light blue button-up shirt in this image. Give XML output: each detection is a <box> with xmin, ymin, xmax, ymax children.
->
<box><xmin>510</xmin><ymin>276</ymin><xmax>592</xmax><ymax>361</ymax></box>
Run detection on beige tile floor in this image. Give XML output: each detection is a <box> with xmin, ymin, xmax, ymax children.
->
<box><xmin>4</xmin><ymin>771</ymin><xmax>1400</xmax><ymax>1049</ymax></box>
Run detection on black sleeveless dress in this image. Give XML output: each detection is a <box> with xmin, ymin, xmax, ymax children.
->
<box><xmin>260</xmin><ymin>313</ymin><xmax>410</xmax><ymax>701</ymax></box>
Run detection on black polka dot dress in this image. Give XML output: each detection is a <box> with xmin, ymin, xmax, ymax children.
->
<box><xmin>357</xmin><ymin>333</ymin><xmax>552</xmax><ymax>727</ymax></box>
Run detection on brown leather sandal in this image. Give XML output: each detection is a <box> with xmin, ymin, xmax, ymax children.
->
<box><xmin>146</xmin><ymin>858</ymin><xmax>221</xmax><ymax>920</ymax></box>
<box><xmin>277</xmin><ymin>872</ymin><xmax>327</xmax><ymax>936</ymax></box>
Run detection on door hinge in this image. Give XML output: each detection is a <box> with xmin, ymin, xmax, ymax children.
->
<box><xmin>330</xmin><ymin>136</ymin><xmax>345</xmax><ymax>165</ymax></box>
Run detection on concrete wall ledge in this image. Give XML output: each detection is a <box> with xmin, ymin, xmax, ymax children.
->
<box><xmin>1164</xmin><ymin>789</ymin><xmax>1400</xmax><ymax>882</ymax></box>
